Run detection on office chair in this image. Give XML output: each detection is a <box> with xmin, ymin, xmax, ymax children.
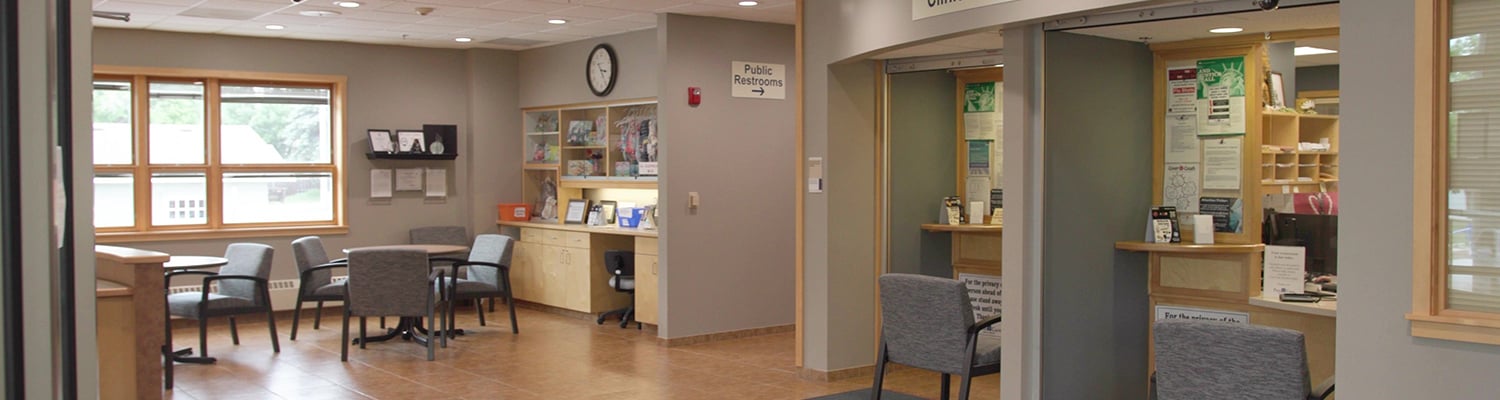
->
<box><xmin>872</xmin><ymin>273</ymin><xmax>1001</xmax><ymax>400</ymax></box>
<box><xmin>595</xmin><ymin>250</ymin><xmax>639</xmax><ymax>329</ymax></box>
<box><xmin>1152</xmin><ymin>319</ymin><xmax>1334</xmax><ymax>400</ymax></box>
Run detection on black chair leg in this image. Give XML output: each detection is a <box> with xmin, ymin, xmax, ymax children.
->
<box><xmin>477</xmin><ymin>300</ymin><xmax>487</xmax><ymax>326</ymax></box>
<box><xmin>265</xmin><ymin>289</ymin><xmax>280</xmax><ymax>353</ymax></box>
<box><xmin>940</xmin><ymin>373</ymin><xmax>951</xmax><ymax>400</ymax></box>
<box><xmin>199</xmin><ymin>316</ymin><xmax>209</xmax><ymax>358</ymax></box>
<box><xmin>339</xmin><ymin>308</ymin><xmax>350</xmax><ymax>362</ymax></box>
<box><xmin>426</xmin><ymin>307</ymin><xmax>436</xmax><ymax>361</ymax></box>
<box><xmin>380</xmin><ymin>316</ymin><xmax>386</xmax><ymax>329</ymax></box>
<box><xmin>619</xmin><ymin>307</ymin><xmax>634</xmax><ymax>329</ymax></box>
<box><xmin>870</xmin><ymin>343</ymin><xmax>888</xmax><ymax>400</ymax></box>
<box><xmin>958</xmin><ymin>374</ymin><xmax>973</xmax><ymax>400</ymax></box>
<box><xmin>228</xmin><ymin>316</ymin><xmax>240</xmax><ymax>345</ymax></box>
<box><xmin>314</xmin><ymin>300</ymin><xmax>325</xmax><ymax>329</ymax></box>
<box><xmin>502</xmin><ymin>273</ymin><xmax>518</xmax><ymax>334</ymax></box>
<box><xmin>489</xmin><ymin>296</ymin><xmax>496</xmax><ymax>311</ymax></box>
<box><xmin>291</xmin><ymin>295</ymin><xmax>304</xmax><ymax>341</ymax></box>
<box><xmin>359</xmin><ymin>317</ymin><xmax>367</xmax><ymax>349</ymax></box>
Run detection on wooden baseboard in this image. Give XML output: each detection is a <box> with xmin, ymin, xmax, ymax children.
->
<box><xmin>660</xmin><ymin>324</ymin><xmax>796</xmax><ymax>347</ymax></box>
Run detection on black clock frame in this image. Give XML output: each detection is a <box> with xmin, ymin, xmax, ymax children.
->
<box><xmin>586</xmin><ymin>43</ymin><xmax>618</xmax><ymax>97</ymax></box>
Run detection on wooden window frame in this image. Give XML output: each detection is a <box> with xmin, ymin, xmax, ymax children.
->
<box><xmin>93</xmin><ymin>66</ymin><xmax>348</xmax><ymax>243</ymax></box>
<box><xmin>1409</xmin><ymin>0</ymin><xmax>1500</xmax><ymax>345</ymax></box>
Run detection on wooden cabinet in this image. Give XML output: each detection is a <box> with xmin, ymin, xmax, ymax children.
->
<box><xmin>510</xmin><ymin>226</ymin><xmax>635</xmax><ymax>313</ymax></box>
<box><xmin>1260</xmin><ymin>112</ymin><xmax>1339</xmax><ymax>196</ymax></box>
<box><xmin>634</xmin><ymin>237</ymin><xmax>659</xmax><ymax>325</ymax></box>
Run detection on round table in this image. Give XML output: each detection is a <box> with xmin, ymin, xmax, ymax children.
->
<box><xmin>340</xmin><ymin>244</ymin><xmax>469</xmax><ymax>345</ymax></box>
<box><xmin>164</xmin><ymin>255</ymin><xmax>228</xmax><ymax>270</ymax></box>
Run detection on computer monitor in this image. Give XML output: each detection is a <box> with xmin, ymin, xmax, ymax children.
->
<box><xmin>1265</xmin><ymin>212</ymin><xmax>1338</xmax><ymax>276</ymax></box>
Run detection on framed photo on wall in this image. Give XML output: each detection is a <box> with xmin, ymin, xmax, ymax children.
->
<box><xmin>1269</xmin><ymin>72</ymin><xmax>1287</xmax><ymax>108</ymax></box>
<box><xmin>397</xmin><ymin>130</ymin><xmax>425</xmax><ymax>153</ymax></box>
<box><xmin>368</xmin><ymin>129</ymin><xmax>393</xmax><ymax>153</ymax></box>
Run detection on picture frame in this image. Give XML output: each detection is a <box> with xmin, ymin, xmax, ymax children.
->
<box><xmin>397</xmin><ymin>130</ymin><xmax>425</xmax><ymax>153</ymax></box>
<box><xmin>1269</xmin><ymin>72</ymin><xmax>1287</xmax><ymax>109</ymax></box>
<box><xmin>368</xmin><ymin>129</ymin><xmax>394</xmax><ymax>153</ymax></box>
<box><xmin>564</xmin><ymin>199</ymin><xmax>589</xmax><ymax>224</ymax></box>
<box><xmin>599</xmin><ymin>200</ymin><xmax>617</xmax><ymax>224</ymax></box>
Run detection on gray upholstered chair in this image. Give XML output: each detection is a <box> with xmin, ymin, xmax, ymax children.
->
<box><xmin>410</xmin><ymin>225</ymin><xmax>486</xmax><ymax>312</ymax></box>
<box><xmin>1152</xmin><ymin>319</ymin><xmax>1334</xmax><ymax>400</ymax></box>
<box><xmin>289</xmin><ymin>236</ymin><xmax>348</xmax><ymax>340</ymax></box>
<box><xmin>340</xmin><ymin>248</ymin><xmax>445</xmax><ymax>361</ymax></box>
<box><xmin>166</xmin><ymin>243</ymin><xmax>280</xmax><ymax>358</ymax></box>
<box><xmin>872</xmin><ymin>273</ymin><xmax>1001</xmax><ymax>400</ymax></box>
<box><xmin>432</xmin><ymin>234</ymin><xmax>518</xmax><ymax>335</ymax></box>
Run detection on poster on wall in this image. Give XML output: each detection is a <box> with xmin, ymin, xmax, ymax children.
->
<box><xmin>1167</xmin><ymin>67</ymin><xmax>1198</xmax><ymax>115</ymax></box>
<box><xmin>1196</xmin><ymin>57</ymin><xmax>1247</xmax><ymax>136</ymax></box>
<box><xmin>1165</xmin><ymin>114</ymin><xmax>1200</xmax><ymax>163</ymax></box>
<box><xmin>967</xmin><ymin>140</ymin><xmax>991</xmax><ymax>176</ymax></box>
<box><xmin>1202</xmin><ymin>137</ymin><xmax>1242</xmax><ymax>190</ymax></box>
<box><xmin>963</xmin><ymin>82</ymin><xmax>1001</xmax><ymax>140</ymax></box>
<box><xmin>1199</xmin><ymin>197</ymin><xmax>1243</xmax><ymax>233</ymax></box>
<box><xmin>1163</xmin><ymin>163</ymin><xmax>1200</xmax><ymax>216</ymax></box>
<box><xmin>959</xmin><ymin>273</ymin><xmax>1003</xmax><ymax>338</ymax></box>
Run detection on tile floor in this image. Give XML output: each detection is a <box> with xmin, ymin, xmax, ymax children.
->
<box><xmin>164</xmin><ymin>305</ymin><xmax>1000</xmax><ymax>399</ymax></box>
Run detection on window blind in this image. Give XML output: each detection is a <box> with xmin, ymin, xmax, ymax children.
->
<box><xmin>1447</xmin><ymin>0</ymin><xmax>1500</xmax><ymax>313</ymax></box>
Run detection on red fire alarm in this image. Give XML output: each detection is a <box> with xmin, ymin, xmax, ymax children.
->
<box><xmin>688</xmin><ymin>87</ymin><xmax>701</xmax><ymax>106</ymax></box>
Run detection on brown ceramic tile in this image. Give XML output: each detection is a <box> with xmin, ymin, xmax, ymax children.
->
<box><xmin>163</xmin><ymin>305</ymin><xmax>999</xmax><ymax>400</ymax></box>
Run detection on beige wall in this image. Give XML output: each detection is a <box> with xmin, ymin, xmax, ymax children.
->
<box><xmin>656</xmin><ymin>14</ymin><xmax>796</xmax><ymax>339</ymax></box>
<box><xmin>518</xmin><ymin>29</ymin><xmax>657</xmax><ymax>108</ymax></box>
<box><xmin>91</xmin><ymin>29</ymin><xmax>520</xmax><ymax>284</ymax></box>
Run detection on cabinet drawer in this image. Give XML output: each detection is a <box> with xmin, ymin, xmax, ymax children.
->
<box><xmin>634</xmin><ymin>237</ymin><xmax>658</xmax><ymax>255</ymax></box>
<box><xmin>542</xmin><ymin>229</ymin><xmax>567</xmax><ymax>246</ymax></box>
<box><xmin>519</xmin><ymin>228</ymin><xmax>545</xmax><ymax>244</ymax></box>
<box><xmin>564</xmin><ymin>232</ymin><xmax>591</xmax><ymax>249</ymax></box>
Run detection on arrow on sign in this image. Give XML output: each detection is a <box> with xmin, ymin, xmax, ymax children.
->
<box><xmin>752</xmin><ymin>87</ymin><xmax>765</xmax><ymax>96</ymax></box>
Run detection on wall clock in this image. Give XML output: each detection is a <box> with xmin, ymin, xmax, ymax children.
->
<box><xmin>586</xmin><ymin>43</ymin><xmax>617</xmax><ymax>97</ymax></box>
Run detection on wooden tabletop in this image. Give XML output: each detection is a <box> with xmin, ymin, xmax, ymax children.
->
<box><xmin>919</xmin><ymin>223</ymin><xmax>1003</xmax><ymax>233</ymax></box>
<box><xmin>1249</xmin><ymin>294</ymin><xmax>1337</xmax><ymax>318</ymax></box>
<box><xmin>342</xmin><ymin>244</ymin><xmax>469</xmax><ymax>255</ymax></box>
<box><xmin>163</xmin><ymin>256</ymin><xmax>229</xmax><ymax>270</ymax></box>
<box><xmin>1113</xmin><ymin>241</ymin><xmax>1265</xmax><ymax>254</ymax></box>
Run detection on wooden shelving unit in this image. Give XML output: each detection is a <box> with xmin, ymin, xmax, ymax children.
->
<box><xmin>519</xmin><ymin>98</ymin><xmax>659</xmax><ymax>222</ymax></box>
<box><xmin>1259</xmin><ymin>111</ymin><xmax>1338</xmax><ymax>196</ymax></box>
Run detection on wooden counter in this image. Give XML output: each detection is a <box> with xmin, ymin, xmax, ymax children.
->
<box><xmin>497</xmin><ymin>220</ymin><xmax>658</xmax><ymax>238</ymax></box>
<box><xmin>919</xmin><ymin>223</ymin><xmax>1003</xmax><ymax>234</ymax></box>
<box><xmin>1249</xmin><ymin>294</ymin><xmax>1338</xmax><ymax>318</ymax></box>
<box><xmin>1114</xmin><ymin>241</ymin><xmax>1263</xmax><ymax>254</ymax></box>
<box><xmin>921</xmin><ymin>223</ymin><xmax>1002</xmax><ymax>278</ymax></box>
<box><xmin>94</xmin><ymin>245</ymin><xmax>170</xmax><ymax>400</ymax></box>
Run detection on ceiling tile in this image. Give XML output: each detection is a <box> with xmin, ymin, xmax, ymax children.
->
<box><xmin>549</xmin><ymin>6</ymin><xmax>636</xmax><ymax>19</ymax></box>
<box><xmin>254</xmin><ymin>12</ymin><xmax>339</xmax><ymax>25</ymax></box>
<box><xmin>123</xmin><ymin>0</ymin><xmax>207</xmax><ymax>6</ymax></box>
<box><xmin>215</xmin><ymin>27</ymin><xmax>292</xmax><ymax>38</ymax></box>
<box><xmin>407</xmin><ymin>0</ymin><xmax>494</xmax><ymax>7</ymax></box>
<box><xmin>206</xmin><ymin>0</ymin><xmax>289</xmax><ymax>12</ymax></box>
<box><xmin>146</xmin><ymin>23</ymin><xmax>227</xmax><ymax>33</ymax></box>
<box><xmin>340</xmin><ymin>10</ymin><xmax>429</xmax><ymax>23</ymax></box>
<box><xmin>511</xmin><ymin>14</ymin><xmax>599</xmax><ymax>25</ymax></box>
<box><xmin>390</xmin><ymin>22</ymin><xmax>468</xmax><ymax>34</ymax></box>
<box><xmin>317</xmin><ymin>17</ymin><xmax>398</xmax><ymax>29</ymax></box>
<box><xmin>482</xmin><ymin>0</ymin><xmax>572</xmax><ymax>13</ymax></box>
<box><xmin>575</xmin><ymin>19</ymin><xmax>651</xmax><ymax>32</ymax></box>
<box><xmin>511</xmin><ymin>31</ymin><xmax>587</xmax><ymax>42</ymax></box>
<box><xmin>93</xmin><ymin>1</ymin><xmax>193</xmax><ymax>16</ymax></box>
<box><xmin>608</xmin><ymin>12</ymin><xmax>656</xmax><ymax>23</ymax></box>
<box><xmin>423</xmin><ymin>6</ymin><xmax>529</xmax><ymax>20</ymax></box>
<box><xmin>587</xmin><ymin>0</ymin><xmax>686</xmax><ymax>12</ymax></box>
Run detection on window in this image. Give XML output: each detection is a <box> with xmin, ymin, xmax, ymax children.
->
<box><xmin>1412</xmin><ymin>0</ymin><xmax>1500</xmax><ymax>344</ymax></box>
<box><xmin>93</xmin><ymin>67</ymin><xmax>347</xmax><ymax>242</ymax></box>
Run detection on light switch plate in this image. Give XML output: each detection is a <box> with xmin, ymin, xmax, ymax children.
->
<box><xmin>688</xmin><ymin>192</ymin><xmax>700</xmax><ymax>208</ymax></box>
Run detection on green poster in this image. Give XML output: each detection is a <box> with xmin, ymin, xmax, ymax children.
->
<box><xmin>964</xmin><ymin>82</ymin><xmax>996</xmax><ymax>113</ymax></box>
<box><xmin>1196</xmin><ymin>57</ymin><xmax>1245</xmax><ymax>99</ymax></box>
<box><xmin>1196</xmin><ymin>57</ymin><xmax>1246</xmax><ymax>136</ymax></box>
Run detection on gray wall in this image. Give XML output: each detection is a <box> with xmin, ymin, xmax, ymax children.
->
<box><xmin>1268</xmin><ymin>42</ymin><xmax>1297</xmax><ymax>102</ymax></box>
<box><xmin>1339</xmin><ymin>0</ymin><xmax>1500</xmax><ymax>397</ymax></box>
<box><xmin>92</xmin><ymin>29</ymin><xmax>521</xmax><ymax>284</ymax></box>
<box><xmin>1043</xmin><ymin>31</ymin><xmax>1152</xmax><ymax>400</ymax></box>
<box><xmin>656</xmin><ymin>14</ymin><xmax>796</xmax><ymax>339</ymax></box>
<box><xmin>1297</xmin><ymin>65</ymin><xmax>1339</xmax><ymax>93</ymax></box>
<box><xmin>518</xmin><ymin>29</ymin><xmax>657</xmax><ymax>108</ymax></box>
<box><xmin>801</xmin><ymin>0</ymin><xmax>1149</xmax><ymax>375</ymax></box>
<box><xmin>888</xmin><ymin>70</ymin><xmax>955</xmax><ymax>277</ymax></box>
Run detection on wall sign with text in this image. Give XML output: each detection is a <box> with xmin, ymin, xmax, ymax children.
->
<box><xmin>913</xmin><ymin>0</ymin><xmax>1016</xmax><ymax>20</ymax></box>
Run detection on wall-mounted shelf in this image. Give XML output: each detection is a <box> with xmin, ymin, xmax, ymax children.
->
<box><xmin>366</xmin><ymin>152</ymin><xmax>458</xmax><ymax>160</ymax></box>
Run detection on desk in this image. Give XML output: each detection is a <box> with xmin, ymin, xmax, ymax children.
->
<box><xmin>341</xmin><ymin>244</ymin><xmax>466</xmax><ymax>345</ymax></box>
<box><xmin>1249</xmin><ymin>294</ymin><xmax>1337</xmax><ymax>318</ymax></box>
<box><xmin>498</xmin><ymin>220</ymin><xmax>652</xmax><ymax>320</ymax></box>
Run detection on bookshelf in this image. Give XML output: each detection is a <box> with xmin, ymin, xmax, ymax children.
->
<box><xmin>519</xmin><ymin>98</ymin><xmax>658</xmax><ymax>222</ymax></box>
<box><xmin>1259</xmin><ymin>112</ymin><xmax>1339</xmax><ymax>196</ymax></box>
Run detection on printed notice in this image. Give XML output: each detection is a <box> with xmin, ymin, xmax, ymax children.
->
<box><xmin>425</xmin><ymin>168</ymin><xmax>447</xmax><ymax>198</ymax></box>
<box><xmin>1165</xmin><ymin>114</ymin><xmax>1200</xmax><ymax>163</ymax></box>
<box><xmin>1264</xmin><ymin>245</ymin><xmax>1307</xmax><ymax>295</ymax></box>
<box><xmin>1196</xmin><ymin>57</ymin><xmax>1247</xmax><ymax>136</ymax></box>
<box><xmin>1199</xmin><ymin>197</ymin><xmax>1243</xmax><ymax>233</ymax></box>
<box><xmin>967</xmin><ymin>140</ymin><xmax>991</xmax><ymax>176</ymax></box>
<box><xmin>395</xmin><ymin>168</ymin><xmax>423</xmax><ymax>191</ymax></box>
<box><xmin>960</xmin><ymin>273</ymin><xmax>1003</xmax><ymax>338</ymax></box>
<box><xmin>1167</xmin><ymin>67</ymin><xmax>1198</xmax><ymax>115</ymax></box>
<box><xmin>1155</xmin><ymin>305</ymin><xmax>1249</xmax><ymax>324</ymax></box>
<box><xmin>1202</xmin><ymin>138</ymin><xmax>1242</xmax><ymax>190</ymax></box>
<box><xmin>370</xmin><ymin>169</ymin><xmax>392</xmax><ymax>198</ymax></box>
<box><xmin>1163</xmin><ymin>163</ymin><xmax>1200</xmax><ymax>216</ymax></box>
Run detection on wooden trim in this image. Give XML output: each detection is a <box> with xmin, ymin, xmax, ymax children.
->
<box><xmin>557</xmin><ymin>179</ymin><xmax>657</xmax><ymax>190</ymax></box>
<box><xmin>1115</xmin><ymin>241</ymin><xmax>1264</xmax><ymax>254</ymax></box>
<box><xmin>495</xmin><ymin>220</ymin><xmax>658</xmax><ymax>238</ymax></box>
<box><xmin>521</xmin><ymin>97</ymin><xmax>658</xmax><ymax>113</ymax></box>
<box><xmin>1148</xmin><ymin>27</ymin><xmax>1340</xmax><ymax>52</ymax></box>
<box><xmin>873</xmin><ymin>59</ymin><xmax>887</xmax><ymax>356</ymax></box>
<box><xmin>94</xmin><ymin>65</ymin><xmax>344</xmax><ymax>85</ymax></box>
<box><xmin>659</xmin><ymin>324</ymin><xmax>795</xmax><ymax>347</ymax></box>
<box><xmin>794</xmin><ymin>0</ymin><xmax>805</xmax><ymax>369</ymax></box>
<box><xmin>1412</xmin><ymin>319</ymin><xmax>1500</xmax><ymax>346</ymax></box>
<box><xmin>206</xmin><ymin>78</ymin><xmax>224</xmax><ymax>230</ymax></box>
<box><xmin>95</xmin><ymin>225</ymin><xmax>349</xmax><ymax>243</ymax></box>
<box><xmin>1411</xmin><ymin>0</ymin><xmax>1442</xmax><ymax>319</ymax></box>
<box><xmin>919</xmin><ymin>223</ymin><xmax>1002</xmax><ymax>233</ymax></box>
<box><xmin>951</xmin><ymin>68</ymin><xmax>1005</xmax><ymax>206</ymax></box>
<box><xmin>93</xmin><ymin>245</ymin><xmax>169</xmax><ymax>264</ymax></box>
<box><xmin>131</xmin><ymin>75</ymin><xmax>150</xmax><ymax>232</ymax></box>
<box><xmin>1297</xmin><ymin>89</ymin><xmax>1339</xmax><ymax>99</ymax></box>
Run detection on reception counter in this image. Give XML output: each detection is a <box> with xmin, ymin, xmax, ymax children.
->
<box><xmin>95</xmin><ymin>245</ymin><xmax>171</xmax><ymax>400</ymax></box>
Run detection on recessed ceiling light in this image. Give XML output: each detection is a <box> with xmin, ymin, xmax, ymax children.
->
<box><xmin>738</xmin><ymin>0</ymin><xmax>758</xmax><ymax>6</ymax></box>
<box><xmin>298</xmin><ymin>10</ymin><xmax>341</xmax><ymax>17</ymax></box>
<box><xmin>1208</xmin><ymin>27</ymin><xmax>1243</xmax><ymax>34</ymax></box>
<box><xmin>455</xmin><ymin>37</ymin><xmax>472</xmax><ymax>43</ymax></box>
<box><xmin>264</xmin><ymin>24</ymin><xmax>285</xmax><ymax>30</ymax></box>
<box><xmin>547</xmin><ymin>18</ymin><xmax>567</xmax><ymax>25</ymax></box>
<box><xmin>1294</xmin><ymin>46</ymin><xmax>1338</xmax><ymax>56</ymax></box>
<box><xmin>333</xmin><ymin>1</ymin><xmax>361</xmax><ymax>8</ymax></box>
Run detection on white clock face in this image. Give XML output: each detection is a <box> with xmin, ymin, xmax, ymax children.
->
<box><xmin>588</xmin><ymin>46</ymin><xmax>615</xmax><ymax>95</ymax></box>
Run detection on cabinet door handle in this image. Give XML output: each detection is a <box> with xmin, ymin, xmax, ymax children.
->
<box><xmin>653</xmin><ymin>261</ymin><xmax>658</xmax><ymax>275</ymax></box>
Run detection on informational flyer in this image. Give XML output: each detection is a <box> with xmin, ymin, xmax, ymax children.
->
<box><xmin>1165</xmin><ymin>114</ymin><xmax>1200</xmax><ymax>163</ymax></box>
<box><xmin>370</xmin><ymin>169</ymin><xmax>392</xmax><ymax>198</ymax></box>
<box><xmin>963</xmin><ymin>81</ymin><xmax>1003</xmax><ymax>140</ymax></box>
<box><xmin>1264</xmin><ymin>245</ymin><xmax>1308</xmax><ymax>295</ymax></box>
<box><xmin>395</xmin><ymin>168</ymin><xmax>423</xmax><ymax>191</ymax></box>
<box><xmin>1199</xmin><ymin>197</ymin><xmax>1243</xmax><ymax>233</ymax></box>
<box><xmin>1196</xmin><ymin>57</ymin><xmax>1247</xmax><ymax>136</ymax></box>
<box><xmin>425</xmin><ymin>168</ymin><xmax>447</xmax><ymax>198</ymax></box>
<box><xmin>1167</xmin><ymin>67</ymin><xmax>1198</xmax><ymax>115</ymax></box>
<box><xmin>1202</xmin><ymin>138</ymin><xmax>1242</xmax><ymax>190</ymax></box>
<box><xmin>967</xmin><ymin>140</ymin><xmax>991</xmax><ymax>176</ymax></box>
<box><xmin>1163</xmin><ymin>163</ymin><xmax>1200</xmax><ymax>216</ymax></box>
<box><xmin>959</xmin><ymin>273</ymin><xmax>1003</xmax><ymax>338</ymax></box>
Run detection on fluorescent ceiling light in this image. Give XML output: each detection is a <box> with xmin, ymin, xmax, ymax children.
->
<box><xmin>455</xmin><ymin>37</ymin><xmax>472</xmax><ymax>42</ymax></box>
<box><xmin>264</xmin><ymin>24</ymin><xmax>285</xmax><ymax>30</ymax></box>
<box><xmin>333</xmin><ymin>1</ymin><xmax>361</xmax><ymax>8</ymax></box>
<box><xmin>298</xmin><ymin>10</ymin><xmax>341</xmax><ymax>17</ymax></box>
<box><xmin>1208</xmin><ymin>27</ymin><xmax>1243</xmax><ymax>34</ymax></box>
<box><xmin>1294</xmin><ymin>46</ymin><xmax>1338</xmax><ymax>56</ymax></box>
<box><xmin>738</xmin><ymin>1</ymin><xmax>759</xmax><ymax>6</ymax></box>
<box><xmin>547</xmin><ymin>18</ymin><xmax>567</xmax><ymax>24</ymax></box>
